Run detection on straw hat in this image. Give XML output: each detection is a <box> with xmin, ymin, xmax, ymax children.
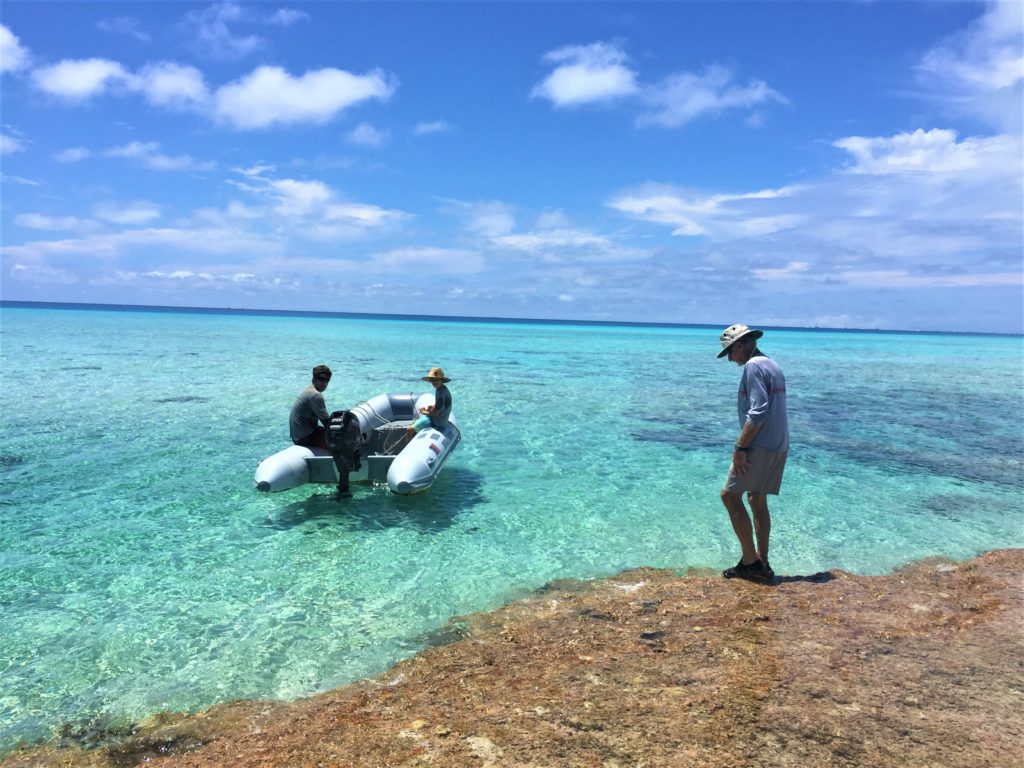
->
<box><xmin>717</xmin><ymin>324</ymin><xmax>763</xmax><ymax>358</ymax></box>
<box><xmin>421</xmin><ymin>367</ymin><xmax>452</xmax><ymax>383</ymax></box>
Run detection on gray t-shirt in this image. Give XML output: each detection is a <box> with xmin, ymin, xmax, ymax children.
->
<box><xmin>738</xmin><ymin>355</ymin><xmax>789</xmax><ymax>452</ymax></box>
<box><xmin>430</xmin><ymin>385</ymin><xmax>452</xmax><ymax>428</ymax></box>
<box><xmin>289</xmin><ymin>385</ymin><xmax>329</xmax><ymax>442</ymax></box>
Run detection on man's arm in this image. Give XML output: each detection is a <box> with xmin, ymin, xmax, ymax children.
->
<box><xmin>313</xmin><ymin>393</ymin><xmax>331</xmax><ymax>428</ymax></box>
<box><xmin>733</xmin><ymin>366</ymin><xmax>770</xmax><ymax>475</ymax></box>
<box><xmin>732</xmin><ymin>421</ymin><xmax>762</xmax><ymax>475</ymax></box>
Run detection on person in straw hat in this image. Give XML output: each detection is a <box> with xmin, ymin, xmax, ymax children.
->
<box><xmin>716</xmin><ymin>324</ymin><xmax>789</xmax><ymax>585</ymax></box>
<box><xmin>405</xmin><ymin>367</ymin><xmax>454</xmax><ymax>445</ymax></box>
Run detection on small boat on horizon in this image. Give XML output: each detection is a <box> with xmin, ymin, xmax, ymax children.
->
<box><xmin>254</xmin><ymin>391</ymin><xmax>461</xmax><ymax>495</ymax></box>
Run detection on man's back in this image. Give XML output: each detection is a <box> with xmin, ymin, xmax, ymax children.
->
<box><xmin>290</xmin><ymin>385</ymin><xmax>327</xmax><ymax>442</ymax></box>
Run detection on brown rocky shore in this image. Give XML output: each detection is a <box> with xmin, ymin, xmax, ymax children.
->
<box><xmin>4</xmin><ymin>549</ymin><xmax>1022</xmax><ymax>768</ymax></box>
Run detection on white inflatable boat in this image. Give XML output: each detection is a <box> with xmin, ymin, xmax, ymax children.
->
<box><xmin>254</xmin><ymin>391</ymin><xmax>461</xmax><ymax>495</ymax></box>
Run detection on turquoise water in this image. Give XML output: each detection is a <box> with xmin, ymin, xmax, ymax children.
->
<box><xmin>1</xmin><ymin>305</ymin><xmax>1022</xmax><ymax>753</ymax></box>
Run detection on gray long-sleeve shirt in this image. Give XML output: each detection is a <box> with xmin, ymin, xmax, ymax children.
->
<box><xmin>289</xmin><ymin>385</ymin><xmax>329</xmax><ymax>442</ymax></box>
<box><xmin>738</xmin><ymin>354</ymin><xmax>789</xmax><ymax>452</ymax></box>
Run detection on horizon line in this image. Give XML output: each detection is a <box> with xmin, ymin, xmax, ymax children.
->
<box><xmin>0</xmin><ymin>299</ymin><xmax>1017</xmax><ymax>338</ymax></box>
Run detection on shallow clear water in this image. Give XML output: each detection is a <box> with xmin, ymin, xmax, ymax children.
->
<box><xmin>1</xmin><ymin>305</ymin><xmax>1022</xmax><ymax>752</ymax></box>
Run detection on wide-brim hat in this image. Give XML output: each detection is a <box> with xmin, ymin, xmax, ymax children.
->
<box><xmin>421</xmin><ymin>366</ymin><xmax>452</xmax><ymax>383</ymax></box>
<box><xmin>717</xmin><ymin>324</ymin><xmax>763</xmax><ymax>358</ymax></box>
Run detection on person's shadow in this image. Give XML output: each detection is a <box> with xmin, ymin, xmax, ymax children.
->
<box><xmin>264</xmin><ymin>466</ymin><xmax>486</xmax><ymax>534</ymax></box>
<box><xmin>774</xmin><ymin>571</ymin><xmax>836</xmax><ymax>585</ymax></box>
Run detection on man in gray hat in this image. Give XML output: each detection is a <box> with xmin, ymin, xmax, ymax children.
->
<box><xmin>717</xmin><ymin>324</ymin><xmax>788</xmax><ymax>584</ymax></box>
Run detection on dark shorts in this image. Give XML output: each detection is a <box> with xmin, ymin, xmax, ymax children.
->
<box><xmin>723</xmin><ymin>449</ymin><xmax>788</xmax><ymax>495</ymax></box>
<box><xmin>293</xmin><ymin>426</ymin><xmax>326</xmax><ymax>449</ymax></box>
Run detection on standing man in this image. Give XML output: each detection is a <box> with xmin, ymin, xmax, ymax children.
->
<box><xmin>290</xmin><ymin>365</ymin><xmax>333</xmax><ymax>449</ymax></box>
<box><xmin>717</xmin><ymin>324</ymin><xmax>788</xmax><ymax>584</ymax></box>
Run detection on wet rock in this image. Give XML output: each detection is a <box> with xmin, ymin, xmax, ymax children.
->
<box><xmin>3</xmin><ymin>550</ymin><xmax>1021</xmax><ymax>768</ymax></box>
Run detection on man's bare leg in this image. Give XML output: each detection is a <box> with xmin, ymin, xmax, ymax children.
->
<box><xmin>721</xmin><ymin>489</ymin><xmax>759</xmax><ymax>564</ymax></box>
<box><xmin>747</xmin><ymin>492</ymin><xmax>771</xmax><ymax>563</ymax></box>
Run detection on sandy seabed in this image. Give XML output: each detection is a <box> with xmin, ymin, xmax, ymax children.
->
<box><xmin>4</xmin><ymin>549</ymin><xmax>1022</xmax><ymax>768</ymax></box>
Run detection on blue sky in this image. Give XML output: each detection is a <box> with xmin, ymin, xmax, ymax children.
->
<box><xmin>1</xmin><ymin>1</ymin><xmax>1021</xmax><ymax>333</ymax></box>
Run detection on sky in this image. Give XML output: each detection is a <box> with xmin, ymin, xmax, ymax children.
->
<box><xmin>1</xmin><ymin>1</ymin><xmax>1021</xmax><ymax>333</ymax></box>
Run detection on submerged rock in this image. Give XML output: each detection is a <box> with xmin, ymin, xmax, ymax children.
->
<box><xmin>4</xmin><ymin>550</ymin><xmax>1021</xmax><ymax>768</ymax></box>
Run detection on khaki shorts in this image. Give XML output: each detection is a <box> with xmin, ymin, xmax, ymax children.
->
<box><xmin>723</xmin><ymin>449</ymin><xmax>788</xmax><ymax>495</ymax></box>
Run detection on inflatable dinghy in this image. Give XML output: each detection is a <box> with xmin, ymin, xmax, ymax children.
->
<box><xmin>254</xmin><ymin>391</ymin><xmax>460</xmax><ymax>495</ymax></box>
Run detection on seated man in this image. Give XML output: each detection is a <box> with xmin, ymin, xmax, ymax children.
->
<box><xmin>290</xmin><ymin>365</ymin><xmax>332</xmax><ymax>448</ymax></box>
<box><xmin>405</xmin><ymin>367</ymin><xmax>453</xmax><ymax>444</ymax></box>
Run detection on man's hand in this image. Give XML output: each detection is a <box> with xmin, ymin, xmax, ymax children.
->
<box><xmin>732</xmin><ymin>448</ymin><xmax>750</xmax><ymax>475</ymax></box>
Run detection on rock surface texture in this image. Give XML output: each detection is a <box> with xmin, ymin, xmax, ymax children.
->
<box><xmin>4</xmin><ymin>549</ymin><xmax>1022</xmax><ymax>768</ymax></box>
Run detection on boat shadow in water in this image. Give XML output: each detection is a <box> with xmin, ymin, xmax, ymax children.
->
<box><xmin>265</xmin><ymin>466</ymin><xmax>487</xmax><ymax>534</ymax></box>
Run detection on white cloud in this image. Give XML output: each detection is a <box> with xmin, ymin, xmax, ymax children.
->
<box><xmin>460</xmin><ymin>201</ymin><xmax>517</xmax><ymax>237</ymax></box>
<box><xmin>346</xmin><ymin>122</ymin><xmax>388</xmax><ymax>147</ymax></box>
<box><xmin>414</xmin><ymin>120</ymin><xmax>452</xmax><ymax>135</ymax></box>
<box><xmin>609</xmin><ymin>123</ymin><xmax>1022</xmax><ymax>298</ymax></box>
<box><xmin>220</xmin><ymin>167</ymin><xmax>408</xmax><ymax>238</ymax></box>
<box><xmin>536</xmin><ymin>210</ymin><xmax>571</xmax><ymax>230</ymax></box>
<box><xmin>493</xmin><ymin>228</ymin><xmax>614</xmax><ymax>253</ymax></box>
<box><xmin>2</xmin><ymin>226</ymin><xmax>280</xmax><ymax>261</ymax></box>
<box><xmin>234</xmin><ymin>163</ymin><xmax>276</xmax><ymax>177</ymax></box>
<box><xmin>0</xmin><ymin>173</ymin><xmax>41</xmax><ymax>186</ymax></box>
<box><xmin>638</xmin><ymin>65</ymin><xmax>786</xmax><ymax>128</ymax></box>
<box><xmin>915</xmin><ymin>0</ymin><xmax>1024</xmax><ymax>131</ymax></box>
<box><xmin>266</xmin><ymin>178</ymin><xmax>332</xmax><ymax>217</ymax></box>
<box><xmin>838</xmin><ymin>269</ymin><xmax>1021</xmax><ymax>288</ymax></box>
<box><xmin>0</xmin><ymin>132</ymin><xmax>25</xmax><ymax>155</ymax></box>
<box><xmin>93</xmin><ymin>201</ymin><xmax>162</xmax><ymax>226</ymax></box>
<box><xmin>29</xmin><ymin>57</ymin><xmax>211</xmax><ymax>111</ymax></box>
<box><xmin>443</xmin><ymin>199</ymin><xmax>650</xmax><ymax>264</ymax></box>
<box><xmin>227</xmin><ymin>201</ymin><xmax>262</xmax><ymax>219</ymax></box>
<box><xmin>23</xmin><ymin>51</ymin><xmax>394</xmax><ymax>131</ymax></box>
<box><xmin>182</xmin><ymin>3</ymin><xmax>310</xmax><ymax>58</ymax></box>
<box><xmin>97</xmin><ymin>16</ymin><xmax>151</xmax><ymax>43</ymax></box>
<box><xmin>9</xmin><ymin>262</ymin><xmax>78</xmax><ymax>284</ymax></box>
<box><xmin>105</xmin><ymin>141</ymin><xmax>215</xmax><ymax>172</ymax></box>
<box><xmin>87</xmin><ymin>268</ymin><xmax>292</xmax><ymax>292</ymax></box>
<box><xmin>267</xmin><ymin>8</ymin><xmax>310</xmax><ymax>26</ymax></box>
<box><xmin>214</xmin><ymin>66</ymin><xmax>396</xmax><ymax>129</ymax></box>
<box><xmin>183</xmin><ymin>2</ymin><xmax>265</xmax><ymax>59</ymax></box>
<box><xmin>31</xmin><ymin>58</ymin><xmax>133</xmax><ymax>101</ymax></box>
<box><xmin>532</xmin><ymin>42</ymin><xmax>640</xmax><ymax>107</ymax></box>
<box><xmin>0</xmin><ymin>24</ymin><xmax>30</xmax><ymax>73</ymax></box>
<box><xmin>751</xmin><ymin>261</ymin><xmax>812</xmax><ymax>280</ymax></box>
<box><xmin>137</xmin><ymin>62</ymin><xmax>209</xmax><ymax>110</ymax></box>
<box><xmin>54</xmin><ymin>146</ymin><xmax>91</xmax><ymax>162</ymax></box>
<box><xmin>493</xmin><ymin>227</ymin><xmax>650</xmax><ymax>262</ymax></box>
<box><xmin>14</xmin><ymin>213</ymin><xmax>97</xmax><ymax>231</ymax></box>
<box><xmin>834</xmin><ymin>128</ymin><xmax>1020</xmax><ymax>176</ymax></box>
<box><xmin>918</xmin><ymin>0</ymin><xmax>1023</xmax><ymax>92</ymax></box>
<box><xmin>439</xmin><ymin>199</ymin><xmax>517</xmax><ymax>238</ymax></box>
<box><xmin>323</xmin><ymin>202</ymin><xmax>400</xmax><ymax>227</ymax></box>
<box><xmin>607</xmin><ymin>183</ymin><xmax>804</xmax><ymax>238</ymax></box>
<box><xmin>532</xmin><ymin>40</ymin><xmax>784</xmax><ymax>128</ymax></box>
<box><xmin>369</xmin><ymin>247</ymin><xmax>484</xmax><ymax>274</ymax></box>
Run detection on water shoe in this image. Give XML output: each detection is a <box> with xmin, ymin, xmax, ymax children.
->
<box><xmin>722</xmin><ymin>558</ymin><xmax>774</xmax><ymax>584</ymax></box>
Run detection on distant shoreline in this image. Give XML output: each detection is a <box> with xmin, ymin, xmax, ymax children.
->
<box><xmin>1</xmin><ymin>300</ymin><xmax>1017</xmax><ymax>338</ymax></box>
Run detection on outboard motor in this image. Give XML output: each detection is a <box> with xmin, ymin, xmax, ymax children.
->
<box><xmin>326</xmin><ymin>410</ymin><xmax>362</xmax><ymax>493</ymax></box>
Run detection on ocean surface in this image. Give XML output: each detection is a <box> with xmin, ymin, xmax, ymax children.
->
<box><xmin>1</xmin><ymin>303</ymin><xmax>1022</xmax><ymax>754</ymax></box>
